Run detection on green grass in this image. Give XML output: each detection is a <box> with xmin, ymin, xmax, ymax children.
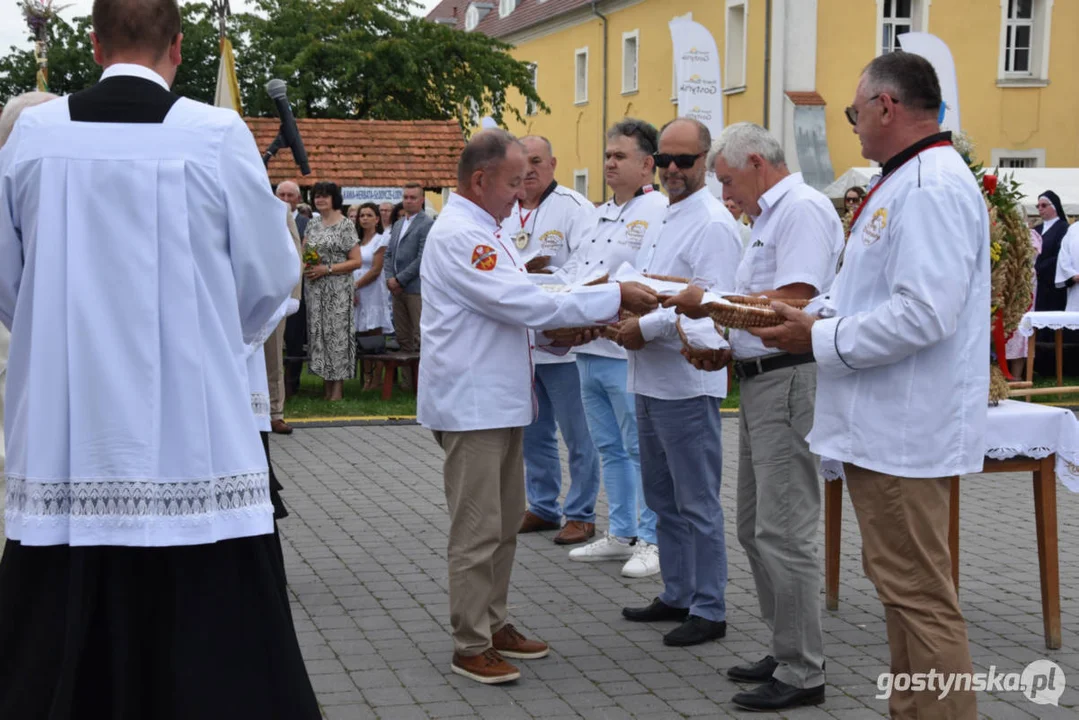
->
<box><xmin>285</xmin><ymin>368</ymin><xmax>416</xmax><ymax>419</ymax></box>
<box><xmin>283</xmin><ymin>366</ymin><xmax>1074</xmax><ymax>421</ymax></box>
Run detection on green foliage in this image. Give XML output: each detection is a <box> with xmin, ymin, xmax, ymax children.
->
<box><xmin>0</xmin><ymin>0</ymin><xmax>545</xmax><ymax>131</ymax></box>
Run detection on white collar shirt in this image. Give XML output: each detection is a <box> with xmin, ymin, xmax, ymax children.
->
<box><xmin>100</xmin><ymin>63</ymin><xmax>170</xmax><ymax>89</ymax></box>
<box><xmin>731</xmin><ymin>173</ymin><xmax>844</xmax><ymax>359</ymax></box>
<box><xmin>417</xmin><ymin>194</ymin><xmax>620</xmax><ymax>431</ymax></box>
<box><xmin>557</xmin><ymin>188</ymin><xmax>668</xmax><ymax>360</ymax></box>
<box><xmin>1055</xmin><ymin>222</ymin><xmax>1079</xmax><ymax>311</ymax></box>
<box><xmin>628</xmin><ymin>187</ymin><xmax>743</xmax><ymax>399</ymax></box>
<box><xmin>502</xmin><ymin>182</ymin><xmax>597</xmax><ymax>364</ymax></box>
<box><xmin>0</xmin><ymin>85</ymin><xmax>299</xmax><ymax>547</ymax></box>
<box><xmin>809</xmin><ymin>141</ymin><xmax>990</xmax><ymax>477</ymax></box>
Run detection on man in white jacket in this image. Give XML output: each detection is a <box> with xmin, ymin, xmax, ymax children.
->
<box><xmin>418</xmin><ymin>128</ymin><xmax>659</xmax><ymax>685</ymax></box>
<box><xmin>753</xmin><ymin>51</ymin><xmax>988</xmax><ymax>720</ymax></box>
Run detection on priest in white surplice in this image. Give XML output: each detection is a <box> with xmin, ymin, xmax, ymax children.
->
<box><xmin>0</xmin><ymin>0</ymin><xmax>319</xmax><ymax>717</ymax></box>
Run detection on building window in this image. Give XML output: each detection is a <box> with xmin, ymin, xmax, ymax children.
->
<box><xmin>876</xmin><ymin>0</ymin><xmax>929</xmax><ymax>56</ymax></box>
<box><xmin>575</xmin><ymin>47</ymin><xmax>589</xmax><ymax>104</ymax></box>
<box><xmin>573</xmin><ymin>169</ymin><xmax>589</xmax><ymax>198</ymax></box>
<box><xmin>526</xmin><ymin>63</ymin><xmax>538</xmax><ymax>116</ymax></box>
<box><xmin>725</xmin><ymin>1</ymin><xmax>747</xmax><ymax>91</ymax></box>
<box><xmin>464</xmin><ymin>4</ymin><xmax>480</xmax><ymax>30</ymax></box>
<box><xmin>998</xmin><ymin>0</ymin><xmax>1052</xmax><ymax>83</ymax></box>
<box><xmin>622</xmin><ymin>30</ymin><xmax>639</xmax><ymax>94</ymax></box>
<box><xmin>990</xmin><ymin>148</ymin><xmax>1045</xmax><ymax>168</ymax></box>
<box><xmin>498</xmin><ymin>0</ymin><xmax>516</xmax><ymax>19</ymax></box>
<box><xmin>467</xmin><ymin>98</ymin><xmax>480</xmax><ymax>127</ymax></box>
<box><xmin>881</xmin><ymin>0</ymin><xmax>912</xmax><ymax>54</ymax></box>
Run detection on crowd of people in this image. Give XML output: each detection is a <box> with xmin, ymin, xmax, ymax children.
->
<box><xmin>0</xmin><ymin>0</ymin><xmax>1038</xmax><ymax>716</ymax></box>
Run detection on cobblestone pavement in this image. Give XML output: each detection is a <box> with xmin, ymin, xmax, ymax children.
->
<box><xmin>269</xmin><ymin>420</ymin><xmax>1079</xmax><ymax>719</ymax></box>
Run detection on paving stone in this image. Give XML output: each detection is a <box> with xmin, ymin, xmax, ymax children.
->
<box><xmin>265</xmin><ymin>422</ymin><xmax>1079</xmax><ymax>720</ymax></box>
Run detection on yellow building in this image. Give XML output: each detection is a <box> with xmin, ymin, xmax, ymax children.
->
<box><xmin>428</xmin><ymin>0</ymin><xmax>1079</xmax><ymax>203</ymax></box>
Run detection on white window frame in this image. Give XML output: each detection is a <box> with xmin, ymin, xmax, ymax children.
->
<box><xmin>997</xmin><ymin>0</ymin><xmax>1052</xmax><ymax>85</ymax></box>
<box><xmin>725</xmin><ymin>0</ymin><xmax>748</xmax><ymax>92</ymax></box>
<box><xmin>671</xmin><ymin>12</ymin><xmax>691</xmax><ymax>103</ymax></box>
<box><xmin>622</xmin><ymin>30</ymin><xmax>639</xmax><ymax>95</ymax></box>
<box><xmin>875</xmin><ymin>0</ymin><xmax>931</xmax><ymax>56</ymax></box>
<box><xmin>498</xmin><ymin>0</ymin><xmax>516</xmax><ymax>19</ymax></box>
<box><xmin>467</xmin><ymin>98</ymin><xmax>480</xmax><ymax>128</ymax></box>
<box><xmin>573</xmin><ymin>169</ymin><xmax>589</xmax><ymax>198</ymax></box>
<box><xmin>574</xmin><ymin>47</ymin><xmax>589</xmax><ymax>105</ymax></box>
<box><xmin>464</xmin><ymin>4</ymin><xmax>480</xmax><ymax>31</ymax></box>
<box><xmin>990</xmin><ymin>148</ymin><xmax>1045</xmax><ymax>168</ymax></box>
<box><xmin>526</xmin><ymin>63</ymin><xmax>538</xmax><ymax>116</ymax></box>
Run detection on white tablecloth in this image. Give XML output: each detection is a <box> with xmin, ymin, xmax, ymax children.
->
<box><xmin>1017</xmin><ymin>310</ymin><xmax>1079</xmax><ymax>338</ymax></box>
<box><xmin>821</xmin><ymin>400</ymin><xmax>1079</xmax><ymax>492</ymax></box>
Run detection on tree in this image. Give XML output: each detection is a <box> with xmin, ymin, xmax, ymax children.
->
<box><xmin>234</xmin><ymin>0</ymin><xmax>545</xmax><ymax>128</ymax></box>
<box><xmin>0</xmin><ymin>4</ymin><xmax>227</xmax><ymax>103</ymax></box>
<box><xmin>1</xmin><ymin>0</ymin><xmax>544</xmax><ymax>130</ymax></box>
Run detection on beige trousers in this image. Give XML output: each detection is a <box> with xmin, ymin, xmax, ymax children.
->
<box><xmin>263</xmin><ymin>320</ymin><xmax>286</xmax><ymax>422</ymax></box>
<box><xmin>392</xmin><ymin>292</ymin><xmax>422</xmax><ymax>387</ymax></box>
<box><xmin>845</xmin><ymin>464</ymin><xmax>977</xmax><ymax>720</ymax></box>
<box><xmin>433</xmin><ymin>427</ymin><xmax>526</xmax><ymax>656</ymax></box>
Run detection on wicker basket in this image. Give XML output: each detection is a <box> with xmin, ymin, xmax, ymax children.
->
<box><xmin>675</xmin><ymin>318</ymin><xmax>723</xmax><ymax>363</ymax></box>
<box><xmin>705</xmin><ymin>296</ymin><xmax>811</xmax><ymax>330</ymax></box>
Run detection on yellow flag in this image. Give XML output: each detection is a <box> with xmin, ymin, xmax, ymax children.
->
<box><xmin>214</xmin><ymin>36</ymin><xmax>243</xmax><ymax>114</ymax></box>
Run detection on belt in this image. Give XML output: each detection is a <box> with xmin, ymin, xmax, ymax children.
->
<box><xmin>733</xmin><ymin>352</ymin><xmax>815</xmax><ymax>380</ymax></box>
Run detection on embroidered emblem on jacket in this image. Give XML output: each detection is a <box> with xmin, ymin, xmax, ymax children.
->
<box><xmin>471</xmin><ymin>245</ymin><xmax>498</xmax><ymax>271</ymax></box>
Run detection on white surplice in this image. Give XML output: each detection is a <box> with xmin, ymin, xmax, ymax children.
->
<box><xmin>0</xmin><ymin>81</ymin><xmax>300</xmax><ymax>547</ymax></box>
<box><xmin>1054</xmin><ymin>222</ymin><xmax>1079</xmax><ymax>312</ymax></box>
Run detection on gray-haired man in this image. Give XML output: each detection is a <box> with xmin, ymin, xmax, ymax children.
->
<box><xmin>667</xmin><ymin>122</ymin><xmax>842</xmax><ymax>710</ymax></box>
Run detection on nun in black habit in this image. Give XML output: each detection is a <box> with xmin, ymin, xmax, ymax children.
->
<box><xmin>1033</xmin><ymin>191</ymin><xmax>1070</xmax><ymax>342</ymax></box>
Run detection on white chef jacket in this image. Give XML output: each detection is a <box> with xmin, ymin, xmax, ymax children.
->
<box><xmin>502</xmin><ymin>181</ymin><xmax>595</xmax><ymax>365</ymax></box>
<box><xmin>0</xmin><ymin>73</ymin><xmax>299</xmax><ymax>546</ymax></box>
<box><xmin>730</xmin><ymin>173</ymin><xmax>844</xmax><ymax>359</ymax></box>
<box><xmin>501</xmin><ymin>182</ymin><xmax>593</xmax><ymax>268</ymax></box>
<box><xmin>627</xmin><ymin>186</ymin><xmax>743</xmax><ymax>400</ymax></box>
<box><xmin>556</xmin><ymin>187</ymin><xmax>668</xmax><ymax>361</ymax></box>
<box><xmin>1054</xmin><ymin>221</ymin><xmax>1079</xmax><ymax>311</ymax></box>
<box><xmin>417</xmin><ymin>193</ymin><xmax>621</xmax><ymax>432</ymax></box>
<box><xmin>809</xmin><ymin>137</ymin><xmax>990</xmax><ymax>478</ymax></box>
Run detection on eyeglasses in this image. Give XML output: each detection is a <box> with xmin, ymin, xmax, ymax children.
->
<box><xmin>653</xmin><ymin>152</ymin><xmax>706</xmax><ymax>170</ymax></box>
<box><xmin>844</xmin><ymin>94</ymin><xmax>897</xmax><ymax>126</ymax></box>
<box><xmin>1037</xmin><ymin>202</ymin><xmax>1052</xmax><ymax>209</ymax></box>
<box><xmin>845</xmin><ymin>196</ymin><xmax>861</xmax><ymax>205</ymax></box>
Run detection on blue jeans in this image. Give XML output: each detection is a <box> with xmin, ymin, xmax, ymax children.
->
<box><xmin>577</xmin><ymin>354</ymin><xmax>657</xmax><ymax>544</ymax></box>
<box><xmin>523</xmin><ymin>361</ymin><xmax>601</xmax><ymax>523</ymax></box>
<box><xmin>637</xmin><ymin>394</ymin><xmax>728</xmax><ymax>622</ymax></box>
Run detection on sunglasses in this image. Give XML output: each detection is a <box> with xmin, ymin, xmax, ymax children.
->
<box><xmin>653</xmin><ymin>152</ymin><xmax>705</xmax><ymax>170</ymax></box>
<box><xmin>845</xmin><ymin>196</ymin><xmax>861</xmax><ymax>204</ymax></box>
<box><xmin>844</xmin><ymin>94</ymin><xmax>899</xmax><ymax>126</ymax></box>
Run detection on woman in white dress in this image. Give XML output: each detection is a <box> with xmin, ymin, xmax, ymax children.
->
<box><xmin>352</xmin><ymin>202</ymin><xmax>393</xmax><ymax>390</ymax></box>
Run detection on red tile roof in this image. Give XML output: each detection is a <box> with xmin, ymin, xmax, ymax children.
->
<box><xmin>426</xmin><ymin>0</ymin><xmax>593</xmax><ymax>39</ymax></box>
<box><xmin>785</xmin><ymin>91</ymin><xmax>827</xmax><ymax>106</ymax></box>
<box><xmin>245</xmin><ymin>117</ymin><xmax>465</xmax><ymax>189</ymax></box>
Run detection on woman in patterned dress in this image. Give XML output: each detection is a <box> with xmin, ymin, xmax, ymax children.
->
<box><xmin>303</xmin><ymin>182</ymin><xmax>362</xmax><ymax>401</ymax></box>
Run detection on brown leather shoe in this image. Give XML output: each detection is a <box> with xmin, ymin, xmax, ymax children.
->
<box><xmin>271</xmin><ymin>419</ymin><xmax>293</xmax><ymax>435</ymax></box>
<box><xmin>451</xmin><ymin>648</ymin><xmax>520</xmax><ymax>684</ymax></box>
<box><xmin>492</xmin><ymin>623</ymin><xmax>549</xmax><ymax>659</ymax></box>
<box><xmin>554</xmin><ymin>520</ymin><xmax>595</xmax><ymax>545</ymax></box>
<box><xmin>518</xmin><ymin>510</ymin><xmax>560</xmax><ymax>534</ymax></box>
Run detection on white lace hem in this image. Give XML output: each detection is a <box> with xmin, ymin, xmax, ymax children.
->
<box><xmin>4</xmin><ymin>472</ymin><xmax>274</xmax><ymax>546</ymax></box>
<box><xmin>1017</xmin><ymin>311</ymin><xmax>1079</xmax><ymax>338</ymax></box>
<box><xmin>251</xmin><ymin>392</ymin><xmax>271</xmax><ymax>418</ymax></box>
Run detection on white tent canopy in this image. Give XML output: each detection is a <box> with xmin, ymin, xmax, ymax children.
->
<box><xmin>824</xmin><ymin>167</ymin><xmax>1079</xmax><ymax>217</ymax></box>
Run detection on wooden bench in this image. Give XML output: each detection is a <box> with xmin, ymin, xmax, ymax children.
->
<box><xmin>359</xmin><ymin>351</ymin><xmax>420</xmax><ymax>401</ymax></box>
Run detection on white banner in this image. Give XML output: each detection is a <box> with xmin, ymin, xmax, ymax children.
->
<box><xmin>898</xmin><ymin>32</ymin><xmax>961</xmax><ymax>132</ymax></box>
<box><xmin>341</xmin><ymin>187</ymin><xmax>404</xmax><ymax>205</ymax></box>
<box><xmin>670</xmin><ymin>18</ymin><xmax>724</xmax><ymax>197</ymax></box>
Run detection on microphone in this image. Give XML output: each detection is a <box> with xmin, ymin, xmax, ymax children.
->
<box><xmin>263</xmin><ymin>79</ymin><xmax>311</xmax><ymax>175</ymax></box>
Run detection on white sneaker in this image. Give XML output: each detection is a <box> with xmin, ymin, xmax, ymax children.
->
<box><xmin>621</xmin><ymin>541</ymin><xmax>661</xmax><ymax>578</ymax></box>
<box><xmin>568</xmin><ymin>533</ymin><xmax>635</xmax><ymax>562</ymax></box>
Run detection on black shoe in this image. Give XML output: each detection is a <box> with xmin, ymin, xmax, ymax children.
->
<box><xmin>727</xmin><ymin>655</ymin><xmax>779</xmax><ymax>682</ymax></box>
<box><xmin>732</xmin><ymin>679</ymin><xmax>825</xmax><ymax>711</ymax></box>
<box><xmin>621</xmin><ymin>597</ymin><xmax>690</xmax><ymax>623</ymax></box>
<box><xmin>662</xmin><ymin>615</ymin><xmax>727</xmax><ymax>646</ymax></box>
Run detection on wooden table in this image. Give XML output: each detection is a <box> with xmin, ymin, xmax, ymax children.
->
<box><xmin>824</xmin><ymin>455</ymin><xmax>1062</xmax><ymax>649</ymax></box>
<box><xmin>360</xmin><ymin>351</ymin><xmax>419</xmax><ymax>400</ymax></box>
